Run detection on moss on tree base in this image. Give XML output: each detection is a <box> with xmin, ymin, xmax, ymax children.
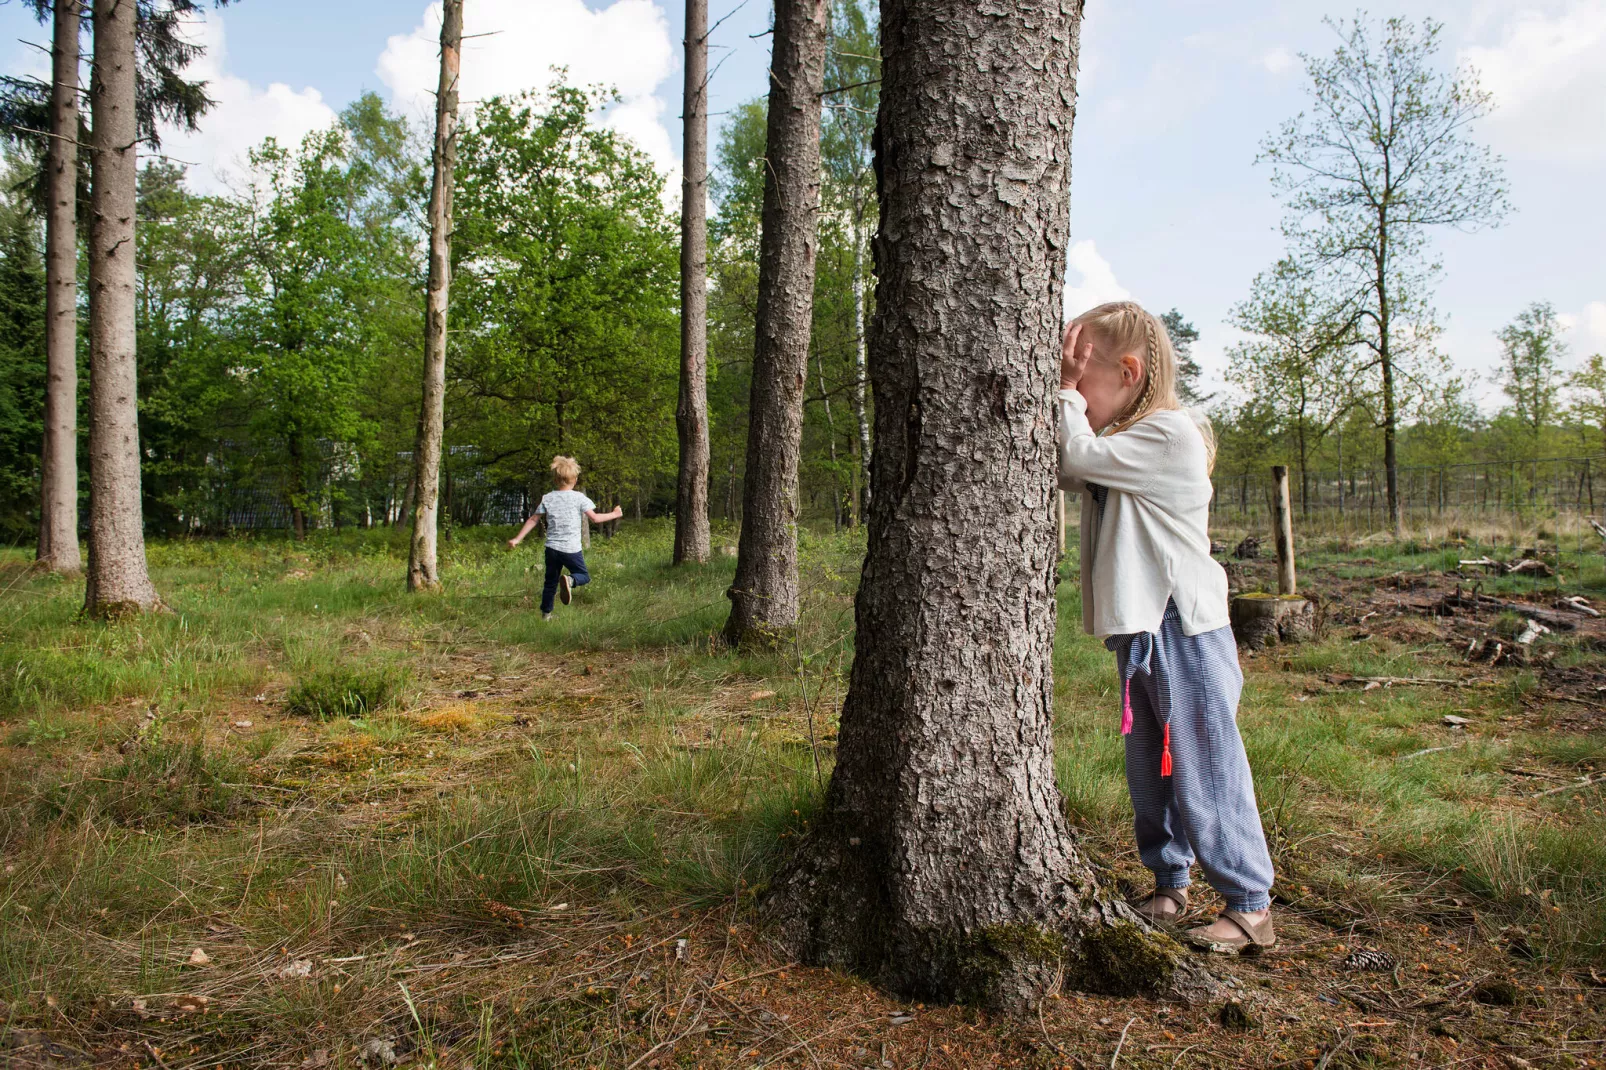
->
<box><xmin>1067</xmin><ymin>918</ymin><xmax>1186</xmax><ymax>997</ymax></box>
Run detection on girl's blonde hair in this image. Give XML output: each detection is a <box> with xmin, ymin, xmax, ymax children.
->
<box><xmin>1072</xmin><ymin>300</ymin><xmax>1216</xmax><ymax>473</ymax></box>
<box><xmin>550</xmin><ymin>455</ymin><xmax>581</xmax><ymax>484</ymax></box>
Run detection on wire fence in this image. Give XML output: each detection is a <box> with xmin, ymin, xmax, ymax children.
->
<box><xmin>1211</xmin><ymin>456</ymin><xmax>1600</xmax><ymax>536</ymax></box>
<box><xmin>1209</xmin><ymin>455</ymin><xmax>1606</xmax><ymax>591</ymax></box>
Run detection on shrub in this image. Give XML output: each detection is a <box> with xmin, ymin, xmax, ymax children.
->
<box><xmin>284</xmin><ymin>665</ymin><xmax>408</xmax><ymax>720</ymax></box>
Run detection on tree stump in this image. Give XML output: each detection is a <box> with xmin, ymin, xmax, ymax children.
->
<box><xmin>1230</xmin><ymin>593</ymin><xmax>1316</xmax><ymax>650</ymax></box>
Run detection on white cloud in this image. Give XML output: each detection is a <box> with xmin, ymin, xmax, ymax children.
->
<box><xmin>377</xmin><ymin>0</ymin><xmax>677</xmax><ymax>171</ymax></box>
<box><xmin>1560</xmin><ymin>300</ymin><xmax>1606</xmax><ymax>355</ymax></box>
<box><xmin>156</xmin><ymin>15</ymin><xmax>339</xmax><ymax>193</ymax></box>
<box><xmin>1062</xmin><ymin>240</ymin><xmax>1131</xmax><ymax>321</ymax></box>
<box><xmin>1260</xmin><ymin>46</ymin><xmax>1295</xmax><ymax>75</ymax></box>
<box><xmin>1459</xmin><ymin>1</ymin><xmax>1606</xmax><ymax>161</ymax></box>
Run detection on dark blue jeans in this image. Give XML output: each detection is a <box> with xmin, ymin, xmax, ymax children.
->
<box><xmin>541</xmin><ymin>546</ymin><xmax>590</xmax><ymax>613</ymax></box>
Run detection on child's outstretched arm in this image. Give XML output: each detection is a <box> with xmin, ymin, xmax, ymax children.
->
<box><xmin>585</xmin><ymin>506</ymin><xmax>624</xmax><ymax>524</ymax></box>
<box><xmin>508</xmin><ymin>513</ymin><xmax>542</xmax><ymax>548</ymax></box>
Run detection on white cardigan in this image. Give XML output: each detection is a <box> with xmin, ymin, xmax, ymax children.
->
<box><xmin>1057</xmin><ymin>389</ymin><xmax>1229</xmax><ymax>638</ymax></box>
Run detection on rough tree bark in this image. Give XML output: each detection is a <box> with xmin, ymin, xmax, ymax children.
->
<box><xmin>672</xmin><ymin>0</ymin><xmax>712</xmax><ymax>565</ymax></box>
<box><xmin>767</xmin><ymin>0</ymin><xmax>1204</xmax><ymax>1011</ymax></box>
<box><xmin>722</xmin><ymin>0</ymin><xmax>828</xmax><ymax>645</ymax></box>
<box><xmin>38</xmin><ymin>0</ymin><xmax>82</xmax><ymax>575</ymax></box>
<box><xmin>84</xmin><ymin>0</ymin><xmax>160</xmax><ymax>617</ymax></box>
<box><xmin>407</xmin><ymin>0</ymin><xmax>463</xmax><ymax>593</ymax></box>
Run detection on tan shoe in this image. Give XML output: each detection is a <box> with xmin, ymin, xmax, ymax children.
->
<box><xmin>1185</xmin><ymin>909</ymin><xmax>1276</xmax><ymax>954</ymax></box>
<box><xmin>1132</xmin><ymin>886</ymin><xmax>1188</xmax><ymax>927</ymax></box>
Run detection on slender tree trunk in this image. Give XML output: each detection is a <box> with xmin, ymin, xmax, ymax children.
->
<box><xmin>849</xmin><ymin>195</ymin><xmax>871</xmax><ymax>522</ymax></box>
<box><xmin>84</xmin><ymin>0</ymin><xmax>159</xmax><ymax>617</ymax></box>
<box><xmin>38</xmin><ymin>0</ymin><xmax>82</xmax><ymax>575</ymax></box>
<box><xmin>816</xmin><ymin>348</ymin><xmax>841</xmax><ymax>530</ymax></box>
<box><xmin>768</xmin><ymin>0</ymin><xmax>1201</xmax><ymax>1011</ymax></box>
<box><xmin>673</xmin><ymin>0</ymin><xmax>713</xmax><ymax>564</ymax></box>
<box><xmin>407</xmin><ymin>0</ymin><xmax>463</xmax><ymax>593</ymax></box>
<box><xmin>722</xmin><ymin>0</ymin><xmax>829</xmax><ymax>645</ymax></box>
<box><xmin>1376</xmin><ymin>217</ymin><xmax>1401</xmax><ymax>535</ymax></box>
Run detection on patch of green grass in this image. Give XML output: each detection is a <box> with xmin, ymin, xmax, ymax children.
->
<box><xmin>40</xmin><ymin>737</ymin><xmax>245</xmax><ymax>827</ymax></box>
<box><xmin>0</xmin><ymin>523</ymin><xmax>1603</xmax><ymax>1062</ymax></box>
<box><xmin>285</xmin><ymin>664</ymin><xmax>410</xmax><ymax>720</ymax></box>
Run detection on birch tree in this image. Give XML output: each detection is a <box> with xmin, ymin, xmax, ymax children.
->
<box><xmin>1259</xmin><ymin>15</ymin><xmax>1508</xmax><ymax>534</ymax></box>
<box><xmin>821</xmin><ymin>0</ymin><xmax>877</xmax><ymax>523</ymax></box>
<box><xmin>1496</xmin><ymin>301</ymin><xmax>1567</xmax><ymax>460</ymax></box>
<box><xmin>406</xmin><ymin>0</ymin><xmax>463</xmax><ymax>592</ymax></box>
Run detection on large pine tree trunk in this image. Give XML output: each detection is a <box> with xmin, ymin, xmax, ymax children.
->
<box><xmin>672</xmin><ymin>0</ymin><xmax>713</xmax><ymax>565</ymax></box>
<box><xmin>768</xmin><ymin>0</ymin><xmax>1202</xmax><ymax>1012</ymax></box>
<box><xmin>407</xmin><ymin>0</ymin><xmax>463</xmax><ymax>593</ymax></box>
<box><xmin>38</xmin><ymin>0</ymin><xmax>82</xmax><ymax>575</ymax></box>
<box><xmin>722</xmin><ymin>0</ymin><xmax>828</xmax><ymax>645</ymax></box>
<box><xmin>84</xmin><ymin>0</ymin><xmax>159</xmax><ymax>617</ymax></box>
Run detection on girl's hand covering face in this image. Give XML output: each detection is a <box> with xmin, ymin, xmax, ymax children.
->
<box><xmin>1061</xmin><ymin>321</ymin><xmax>1094</xmax><ymax>391</ymax></box>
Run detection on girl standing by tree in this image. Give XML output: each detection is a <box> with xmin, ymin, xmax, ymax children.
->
<box><xmin>1060</xmin><ymin>301</ymin><xmax>1277</xmax><ymax>952</ymax></box>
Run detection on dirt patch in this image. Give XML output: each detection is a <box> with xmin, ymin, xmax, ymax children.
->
<box><xmin>1233</xmin><ymin>554</ymin><xmax>1606</xmax><ymax>731</ymax></box>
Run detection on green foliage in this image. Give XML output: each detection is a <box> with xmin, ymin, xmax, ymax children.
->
<box><xmin>1498</xmin><ymin>301</ymin><xmax>1568</xmax><ymax>454</ymax></box>
<box><xmin>284</xmin><ymin>664</ymin><xmax>408</xmax><ymax>720</ymax></box>
<box><xmin>0</xmin><ymin>178</ymin><xmax>46</xmax><ymax>539</ymax></box>
<box><xmin>42</xmin><ymin>737</ymin><xmax>243</xmax><ymax>827</ymax></box>
<box><xmin>449</xmin><ymin>84</ymin><xmax>679</xmax><ymax>509</ymax></box>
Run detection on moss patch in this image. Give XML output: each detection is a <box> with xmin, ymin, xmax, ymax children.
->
<box><xmin>951</xmin><ymin>922</ymin><xmax>1068</xmax><ymax>1008</ymax></box>
<box><xmin>1067</xmin><ymin>919</ymin><xmax>1182</xmax><ymax>997</ymax></box>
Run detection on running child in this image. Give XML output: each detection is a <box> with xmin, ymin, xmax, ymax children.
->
<box><xmin>1058</xmin><ymin>300</ymin><xmax>1277</xmax><ymax>953</ymax></box>
<box><xmin>507</xmin><ymin>455</ymin><xmax>624</xmax><ymax>620</ymax></box>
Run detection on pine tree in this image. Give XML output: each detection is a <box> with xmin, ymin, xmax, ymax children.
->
<box><xmin>722</xmin><ymin>0</ymin><xmax>830</xmax><ymax>645</ymax></box>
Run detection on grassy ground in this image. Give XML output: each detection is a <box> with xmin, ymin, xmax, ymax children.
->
<box><xmin>0</xmin><ymin>522</ymin><xmax>1602</xmax><ymax>1068</ymax></box>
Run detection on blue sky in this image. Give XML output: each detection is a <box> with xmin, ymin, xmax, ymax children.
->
<box><xmin>2</xmin><ymin>0</ymin><xmax>1602</xmax><ymax>406</ymax></box>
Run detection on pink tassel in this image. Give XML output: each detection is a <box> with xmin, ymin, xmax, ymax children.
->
<box><xmin>1120</xmin><ymin>678</ymin><xmax>1133</xmax><ymax>736</ymax></box>
<box><xmin>1160</xmin><ymin>723</ymin><xmax>1173</xmax><ymax>777</ymax></box>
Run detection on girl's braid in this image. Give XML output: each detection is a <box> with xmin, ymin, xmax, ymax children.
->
<box><xmin>1115</xmin><ymin>306</ymin><xmax>1159</xmax><ymax>429</ymax></box>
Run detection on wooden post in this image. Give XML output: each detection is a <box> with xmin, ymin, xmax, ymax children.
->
<box><xmin>1273</xmin><ymin>464</ymin><xmax>1295</xmax><ymax>596</ymax></box>
<box><xmin>1057</xmin><ymin>489</ymin><xmax>1066</xmax><ymax>555</ymax></box>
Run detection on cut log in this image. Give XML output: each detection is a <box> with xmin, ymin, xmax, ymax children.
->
<box><xmin>1440</xmin><ymin>588</ymin><xmax>1579</xmax><ymax>631</ymax></box>
<box><xmin>1560</xmin><ymin>596</ymin><xmax>1601</xmax><ymax>618</ymax></box>
<box><xmin>1230</xmin><ymin>593</ymin><xmax>1315</xmax><ymax>650</ymax></box>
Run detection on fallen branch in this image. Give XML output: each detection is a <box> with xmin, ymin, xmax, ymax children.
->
<box><xmin>1398</xmin><ymin>742</ymin><xmax>1469</xmax><ymax>761</ymax></box>
<box><xmin>1535</xmin><ymin>775</ymin><xmax>1605</xmax><ymax>798</ymax></box>
<box><xmin>1560</xmin><ymin>596</ymin><xmax>1601</xmax><ymax>618</ymax></box>
<box><xmin>1539</xmin><ymin>691</ymin><xmax>1602</xmax><ymax>710</ymax></box>
<box><xmin>1314</xmin><ymin>1029</ymin><xmax>1355</xmax><ymax>1070</ymax></box>
<box><xmin>1328</xmin><ymin>674</ymin><xmax>1471</xmax><ymax>688</ymax></box>
<box><xmin>1111</xmin><ymin>1016</ymin><xmax>1138</xmax><ymax>1069</ymax></box>
<box><xmin>1441</xmin><ymin>588</ymin><xmax>1580</xmax><ymax>631</ymax></box>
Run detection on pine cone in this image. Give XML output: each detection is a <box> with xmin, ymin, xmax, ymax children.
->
<box><xmin>1342</xmin><ymin>948</ymin><xmax>1397</xmax><ymax>972</ymax></box>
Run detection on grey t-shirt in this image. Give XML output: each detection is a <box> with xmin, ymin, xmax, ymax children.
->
<box><xmin>538</xmin><ymin>489</ymin><xmax>595</xmax><ymax>553</ymax></box>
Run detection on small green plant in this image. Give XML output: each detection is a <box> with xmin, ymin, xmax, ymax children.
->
<box><xmin>15</xmin><ymin>716</ymin><xmax>69</xmax><ymax>746</ymax></box>
<box><xmin>42</xmin><ymin>738</ymin><xmax>242</xmax><ymax>826</ymax></box>
<box><xmin>284</xmin><ymin>665</ymin><xmax>408</xmax><ymax>720</ymax></box>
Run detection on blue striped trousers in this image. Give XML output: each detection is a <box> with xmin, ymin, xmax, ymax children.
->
<box><xmin>1107</xmin><ymin>601</ymin><xmax>1275</xmax><ymax>913</ymax></box>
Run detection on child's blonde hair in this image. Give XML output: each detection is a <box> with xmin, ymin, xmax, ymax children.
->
<box><xmin>1072</xmin><ymin>300</ymin><xmax>1216</xmax><ymax>472</ymax></box>
<box><xmin>550</xmin><ymin>455</ymin><xmax>581</xmax><ymax>484</ymax></box>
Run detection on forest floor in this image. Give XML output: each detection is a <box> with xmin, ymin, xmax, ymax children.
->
<box><xmin>0</xmin><ymin>523</ymin><xmax>1602</xmax><ymax>1069</ymax></box>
